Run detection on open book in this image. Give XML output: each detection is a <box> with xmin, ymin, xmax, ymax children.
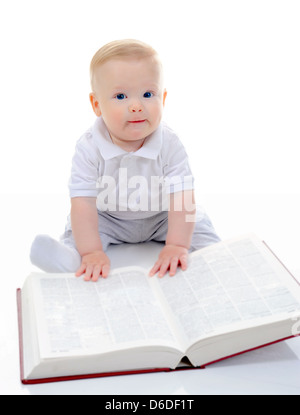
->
<box><xmin>17</xmin><ymin>234</ymin><xmax>300</xmax><ymax>384</ymax></box>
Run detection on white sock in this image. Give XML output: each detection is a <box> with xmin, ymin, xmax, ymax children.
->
<box><xmin>30</xmin><ymin>234</ymin><xmax>81</xmax><ymax>273</ymax></box>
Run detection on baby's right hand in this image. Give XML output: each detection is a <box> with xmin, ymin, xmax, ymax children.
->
<box><xmin>75</xmin><ymin>250</ymin><xmax>111</xmax><ymax>282</ymax></box>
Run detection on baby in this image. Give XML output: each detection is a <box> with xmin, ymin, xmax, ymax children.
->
<box><xmin>30</xmin><ymin>39</ymin><xmax>220</xmax><ymax>281</ymax></box>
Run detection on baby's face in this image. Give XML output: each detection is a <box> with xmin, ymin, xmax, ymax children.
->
<box><xmin>90</xmin><ymin>57</ymin><xmax>167</xmax><ymax>150</ymax></box>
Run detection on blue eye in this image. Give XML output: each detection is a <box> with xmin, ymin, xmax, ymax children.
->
<box><xmin>116</xmin><ymin>93</ymin><xmax>126</xmax><ymax>100</ymax></box>
<box><xmin>143</xmin><ymin>92</ymin><xmax>153</xmax><ymax>98</ymax></box>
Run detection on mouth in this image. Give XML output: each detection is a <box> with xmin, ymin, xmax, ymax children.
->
<box><xmin>128</xmin><ymin>120</ymin><xmax>146</xmax><ymax>124</ymax></box>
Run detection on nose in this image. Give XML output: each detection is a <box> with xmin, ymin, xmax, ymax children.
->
<box><xmin>129</xmin><ymin>101</ymin><xmax>143</xmax><ymax>113</ymax></box>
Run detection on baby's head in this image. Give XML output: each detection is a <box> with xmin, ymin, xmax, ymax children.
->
<box><xmin>89</xmin><ymin>39</ymin><xmax>167</xmax><ymax>151</ymax></box>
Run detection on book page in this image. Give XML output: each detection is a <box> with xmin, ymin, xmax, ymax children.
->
<box><xmin>31</xmin><ymin>268</ymin><xmax>180</xmax><ymax>359</ymax></box>
<box><xmin>157</xmin><ymin>235</ymin><xmax>300</xmax><ymax>345</ymax></box>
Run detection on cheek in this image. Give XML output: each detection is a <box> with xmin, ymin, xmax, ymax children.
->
<box><xmin>104</xmin><ymin>104</ymin><xmax>125</xmax><ymax>125</ymax></box>
<box><xmin>148</xmin><ymin>101</ymin><xmax>163</xmax><ymax>121</ymax></box>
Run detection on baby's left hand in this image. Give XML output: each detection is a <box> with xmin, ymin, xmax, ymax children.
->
<box><xmin>149</xmin><ymin>245</ymin><xmax>188</xmax><ymax>278</ymax></box>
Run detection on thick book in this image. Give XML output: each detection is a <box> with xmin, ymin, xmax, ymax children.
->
<box><xmin>17</xmin><ymin>234</ymin><xmax>300</xmax><ymax>384</ymax></box>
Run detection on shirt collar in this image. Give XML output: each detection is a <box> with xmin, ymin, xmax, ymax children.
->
<box><xmin>93</xmin><ymin>117</ymin><xmax>162</xmax><ymax>161</ymax></box>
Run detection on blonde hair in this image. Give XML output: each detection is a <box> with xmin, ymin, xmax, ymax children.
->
<box><xmin>90</xmin><ymin>39</ymin><xmax>160</xmax><ymax>91</ymax></box>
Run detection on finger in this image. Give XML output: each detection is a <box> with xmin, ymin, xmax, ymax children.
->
<box><xmin>101</xmin><ymin>264</ymin><xmax>110</xmax><ymax>279</ymax></box>
<box><xmin>75</xmin><ymin>263</ymin><xmax>86</xmax><ymax>277</ymax></box>
<box><xmin>149</xmin><ymin>260</ymin><xmax>162</xmax><ymax>277</ymax></box>
<box><xmin>91</xmin><ymin>265</ymin><xmax>102</xmax><ymax>282</ymax></box>
<box><xmin>158</xmin><ymin>261</ymin><xmax>170</xmax><ymax>278</ymax></box>
<box><xmin>180</xmin><ymin>254</ymin><xmax>188</xmax><ymax>271</ymax></box>
<box><xmin>84</xmin><ymin>264</ymin><xmax>94</xmax><ymax>281</ymax></box>
<box><xmin>169</xmin><ymin>257</ymin><xmax>179</xmax><ymax>277</ymax></box>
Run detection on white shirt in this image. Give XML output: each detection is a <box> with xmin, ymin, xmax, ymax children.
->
<box><xmin>69</xmin><ymin>117</ymin><xmax>194</xmax><ymax>219</ymax></box>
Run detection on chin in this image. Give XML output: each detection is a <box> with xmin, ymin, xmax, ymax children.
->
<box><xmin>126</xmin><ymin>129</ymin><xmax>151</xmax><ymax>141</ymax></box>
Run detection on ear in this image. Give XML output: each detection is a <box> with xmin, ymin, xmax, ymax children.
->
<box><xmin>89</xmin><ymin>93</ymin><xmax>102</xmax><ymax>117</ymax></box>
<box><xmin>163</xmin><ymin>89</ymin><xmax>167</xmax><ymax>107</ymax></box>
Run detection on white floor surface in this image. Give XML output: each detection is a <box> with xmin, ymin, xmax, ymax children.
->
<box><xmin>1</xmin><ymin>193</ymin><xmax>300</xmax><ymax>395</ymax></box>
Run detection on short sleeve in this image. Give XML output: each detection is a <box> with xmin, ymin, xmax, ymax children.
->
<box><xmin>68</xmin><ymin>131</ymin><xmax>100</xmax><ymax>198</ymax></box>
<box><xmin>162</xmin><ymin>127</ymin><xmax>194</xmax><ymax>194</ymax></box>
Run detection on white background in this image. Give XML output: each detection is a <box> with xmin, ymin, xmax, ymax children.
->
<box><xmin>0</xmin><ymin>0</ymin><xmax>299</xmax><ymax>195</ymax></box>
<box><xmin>0</xmin><ymin>0</ymin><xmax>300</xmax><ymax>395</ymax></box>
